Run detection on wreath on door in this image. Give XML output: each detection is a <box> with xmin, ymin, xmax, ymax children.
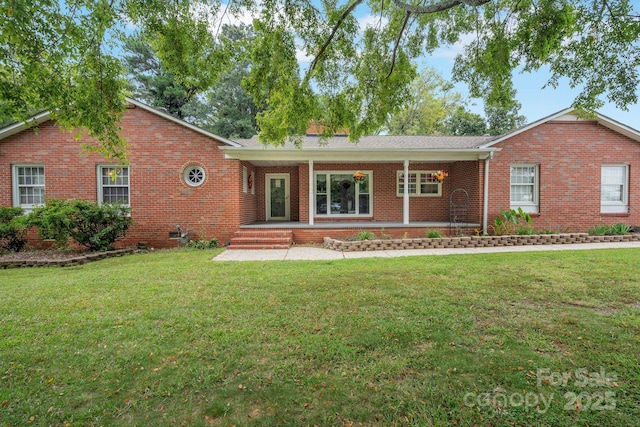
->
<box><xmin>248</xmin><ymin>173</ymin><xmax>253</xmax><ymax>190</ymax></box>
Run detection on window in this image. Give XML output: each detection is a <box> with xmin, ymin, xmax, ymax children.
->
<box><xmin>397</xmin><ymin>171</ymin><xmax>441</xmax><ymax>197</ymax></box>
<box><xmin>13</xmin><ymin>165</ymin><xmax>45</xmax><ymax>212</ymax></box>
<box><xmin>510</xmin><ymin>165</ymin><xmax>538</xmax><ymax>213</ymax></box>
<box><xmin>242</xmin><ymin>166</ymin><xmax>248</xmax><ymax>193</ymax></box>
<box><xmin>184</xmin><ymin>165</ymin><xmax>206</xmax><ymax>187</ymax></box>
<box><xmin>601</xmin><ymin>165</ymin><xmax>629</xmax><ymax>213</ymax></box>
<box><xmin>315</xmin><ymin>171</ymin><xmax>372</xmax><ymax>216</ymax></box>
<box><xmin>98</xmin><ymin>166</ymin><xmax>129</xmax><ymax>206</ymax></box>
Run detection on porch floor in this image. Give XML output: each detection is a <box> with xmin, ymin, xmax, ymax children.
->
<box><xmin>240</xmin><ymin>221</ymin><xmax>480</xmax><ymax>229</ymax></box>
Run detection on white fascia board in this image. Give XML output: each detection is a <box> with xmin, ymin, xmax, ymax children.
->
<box><xmin>0</xmin><ymin>111</ymin><xmax>51</xmax><ymax>141</ymax></box>
<box><xmin>593</xmin><ymin>112</ymin><xmax>640</xmax><ymax>142</ymax></box>
<box><xmin>124</xmin><ymin>98</ymin><xmax>242</xmax><ymax>147</ymax></box>
<box><xmin>220</xmin><ymin>147</ymin><xmax>498</xmax><ymax>162</ymax></box>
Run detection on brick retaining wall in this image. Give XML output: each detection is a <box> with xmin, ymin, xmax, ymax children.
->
<box><xmin>324</xmin><ymin>233</ymin><xmax>640</xmax><ymax>251</ymax></box>
<box><xmin>0</xmin><ymin>248</ymin><xmax>136</xmax><ymax>269</ymax></box>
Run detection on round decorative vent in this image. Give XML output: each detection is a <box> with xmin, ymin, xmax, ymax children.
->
<box><xmin>183</xmin><ymin>165</ymin><xmax>206</xmax><ymax>187</ymax></box>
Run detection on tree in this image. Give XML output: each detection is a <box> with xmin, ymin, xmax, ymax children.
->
<box><xmin>182</xmin><ymin>25</ymin><xmax>260</xmax><ymax>139</ymax></box>
<box><xmin>385</xmin><ymin>68</ymin><xmax>466</xmax><ymax>135</ymax></box>
<box><xmin>485</xmin><ymin>105</ymin><xmax>527</xmax><ymax>135</ymax></box>
<box><xmin>444</xmin><ymin>106</ymin><xmax>488</xmax><ymax>136</ymax></box>
<box><xmin>2</xmin><ymin>0</ymin><xmax>638</xmax><ymax>158</ymax></box>
<box><xmin>122</xmin><ymin>34</ymin><xmax>199</xmax><ymax>119</ymax></box>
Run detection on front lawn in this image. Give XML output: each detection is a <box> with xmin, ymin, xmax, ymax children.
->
<box><xmin>1</xmin><ymin>249</ymin><xmax>639</xmax><ymax>426</ymax></box>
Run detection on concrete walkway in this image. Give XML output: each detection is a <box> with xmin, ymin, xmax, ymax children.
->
<box><xmin>213</xmin><ymin>241</ymin><xmax>640</xmax><ymax>261</ymax></box>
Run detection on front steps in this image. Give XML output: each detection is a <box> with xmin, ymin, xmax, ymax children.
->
<box><xmin>227</xmin><ymin>230</ymin><xmax>294</xmax><ymax>250</ymax></box>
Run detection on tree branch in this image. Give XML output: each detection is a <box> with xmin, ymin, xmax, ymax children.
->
<box><xmin>392</xmin><ymin>0</ymin><xmax>491</xmax><ymax>14</ymax></box>
<box><xmin>305</xmin><ymin>0</ymin><xmax>364</xmax><ymax>80</ymax></box>
<box><xmin>387</xmin><ymin>11</ymin><xmax>411</xmax><ymax>79</ymax></box>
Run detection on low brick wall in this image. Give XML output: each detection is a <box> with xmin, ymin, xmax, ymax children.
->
<box><xmin>0</xmin><ymin>248</ymin><xmax>136</xmax><ymax>269</ymax></box>
<box><xmin>323</xmin><ymin>233</ymin><xmax>640</xmax><ymax>252</ymax></box>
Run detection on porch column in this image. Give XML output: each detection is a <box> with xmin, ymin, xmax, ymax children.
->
<box><xmin>482</xmin><ymin>155</ymin><xmax>492</xmax><ymax>235</ymax></box>
<box><xmin>308</xmin><ymin>160</ymin><xmax>314</xmax><ymax>225</ymax></box>
<box><xmin>403</xmin><ymin>159</ymin><xmax>409</xmax><ymax>225</ymax></box>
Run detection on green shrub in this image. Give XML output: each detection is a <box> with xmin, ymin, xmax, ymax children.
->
<box><xmin>0</xmin><ymin>207</ymin><xmax>27</xmax><ymax>253</ymax></box>
<box><xmin>67</xmin><ymin>200</ymin><xmax>133</xmax><ymax>251</ymax></box>
<box><xmin>589</xmin><ymin>223</ymin><xmax>632</xmax><ymax>236</ymax></box>
<box><xmin>24</xmin><ymin>199</ymin><xmax>75</xmax><ymax>249</ymax></box>
<box><xmin>492</xmin><ymin>208</ymin><xmax>532</xmax><ymax>235</ymax></box>
<box><xmin>355</xmin><ymin>230</ymin><xmax>376</xmax><ymax>240</ymax></box>
<box><xmin>185</xmin><ymin>238</ymin><xmax>219</xmax><ymax>249</ymax></box>
<box><xmin>609</xmin><ymin>223</ymin><xmax>631</xmax><ymax>235</ymax></box>
<box><xmin>426</xmin><ymin>230</ymin><xmax>442</xmax><ymax>238</ymax></box>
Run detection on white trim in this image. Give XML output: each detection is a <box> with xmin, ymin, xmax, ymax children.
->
<box><xmin>308</xmin><ymin>160</ymin><xmax>314</xmax><ymax>225</ymax></box>
<box><xmin>242</xmin><ymin>166</ymin><xmax>248</xmax><ymax>193</ymax></box>
<box><xmin>601</xmin><ymin>164</ymin><xmax>629</xmax><ymax>213</ymax></box>
<box><xmin>123</xmin><ymin>98</ymin><xmax>242</xmax><ymax>147</ymax></box>
<box><xmin>12</xmin><ymin>164</ymin><xmax>46</xmax><ymax>212</ymax></box>
<box><xmin>403</xmin><ymin>160</ymin><xmax>409</xmax><ymax>225</ymax></box>
<box><xmin>265</xmin><ymin>173</ymin><xmax>290</xmax><ymax>221</ymax></box>
<box><xmin>97</xmin><ymin>165</ymin><xmax>130</xmax><ymax>207</ymax></box>
<box><xmin>483</xmin><ymin>156</ymin><xmax>491</xmax><ymax>234</ymax></box>
<box><xmin>0</xmin><ymin>98</ymin><xmax>241</xmax><ymax>147</ymax></box>
<box><xmin>314</xmin><ymin>170</ymin><xmax>373</xmax><ymax>218</ymax></box>
<box><xmin>221</xmin><ymin>147</ymin><xmax>497</xmax><ymax>163</ymax></box>
<box><xmin>183</xmin><ymin>165</ymin><xmax>206</xmax><ymax>187</ymax></box>
<box><xmin>396</xmin><ymin>170</ymin><xmax>443</xmax><ymax>197</ymax></box>
<box><xmin>482</xmin><ymin>108</ymin><xmax>640</xmax><ymax>148</ymax></box>
<box><xmin>510</xmin><ymin>164</ymin><xmax>539</xmax><ymax>213</ymax></box>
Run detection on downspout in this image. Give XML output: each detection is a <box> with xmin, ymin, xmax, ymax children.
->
<box><xmin>482</xmin><ymin>153</ymin><xmax>493</xmax><ymax>235</ymax></box>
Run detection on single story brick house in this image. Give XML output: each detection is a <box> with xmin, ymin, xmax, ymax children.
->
<box><xmin>1</xmin><ymin>98</ymin><xmax>639</xmax><ymax>249</ymax></box>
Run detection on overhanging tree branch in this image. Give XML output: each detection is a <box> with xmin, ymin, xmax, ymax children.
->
<box><xmin>392</xmin><ymin>0</ymin><xmax>491</xmax><ymax>14</ymax></box>
<box><xmin>305</xmin><ymin>0</ymin><xmax>364</xmax><ymax>80</ymax></box>
<box><xmin>387</xmin><ymin>11</ymin><xmax>411</xmax><ymax>78</ymax></box>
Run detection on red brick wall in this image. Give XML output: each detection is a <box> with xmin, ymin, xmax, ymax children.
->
<box><xmin>0</xmin><ymin>106</ymin><xmax>243</xmax><ymax>248</ymax></box>
<box><xmin>489</xmin><ymin>121</ymin><xmax>640</xmax><ymax>232</ymax></box>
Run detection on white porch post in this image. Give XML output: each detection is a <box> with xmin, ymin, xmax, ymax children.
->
<box><xmin>482</xmin><ymin>155</ymin><xmax>492</xmax><ymax>234</ymax></box>
<box><xmin>403</xmin><ymin>159</ymin><xmax>409</xmax><ymax>225</ymax></box>
<box><xmin>308</xmin><ymin>160</ymin><xmax>314</xmax><ymax>225</ymax></box>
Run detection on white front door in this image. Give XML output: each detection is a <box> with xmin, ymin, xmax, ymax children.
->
<box><xmin>266</xmin><ymin>173</ymin><xmax>290</xmax><ymax>221</ymax></box>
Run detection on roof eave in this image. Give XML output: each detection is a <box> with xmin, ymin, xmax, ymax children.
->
<box><xmin>0</xmin><ymin>98</ymin><xmax>242</xmax><ymax>147</ymax></box>
<box><xmin>219</xmin><ymin>146</ymin><xmax>499</xmax><ymax>162</ymax></box>
<box><xmin>0</xmin><ymin>111</ymin><xmax>51</xmax><ymax>141</ymax></box>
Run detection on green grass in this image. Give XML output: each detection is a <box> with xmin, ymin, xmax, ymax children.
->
<box><xmin>1</xmin><ymin>249</ymin><xmax>639</xmax><ymax>426</ymax></box>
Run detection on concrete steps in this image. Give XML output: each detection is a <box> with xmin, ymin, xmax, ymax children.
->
<box><xmin>227</xmin><ymin>230</ymin><xmax>293</xmax><ymax>250</ymax></box>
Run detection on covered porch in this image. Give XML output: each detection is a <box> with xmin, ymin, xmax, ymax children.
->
<box><xmin>221</xmin><ymin>135</ymin><xmax>498</xmax><ymax>244</ymax></box>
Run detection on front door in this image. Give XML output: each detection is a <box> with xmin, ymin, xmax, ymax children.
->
<box><xmin>266</xmin><ymin>173</ymin><xmax>290</xmax><ymax>221</ymax></box>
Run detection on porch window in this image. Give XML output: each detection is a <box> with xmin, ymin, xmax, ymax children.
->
<box><xmin>601</xmin><ymin>165</ymin><xmax>628</xmax><ymax>213</ymax></box>
<box><xmin>98</xmin><ymin>166</ymin><xmax>130</xmax><ymax>206</ymax></box>
<box><xmin>13</xmin><ymin>165</ymin><xmax>45</xmax><ymax>213</ymax></box>
<box><xmin>510</xmin><ymin>164</ymin><xmax>538</xmax><ymax>213</ymax></box>
<box><xmin>396</xmin><ymin>171</ymin><xmax>441</xmax><ymax>197</ymax></box>
<box><xmin>315</xmin><ymin>171</ymin><xmax>372</xmax><ymax>216</ymax></box>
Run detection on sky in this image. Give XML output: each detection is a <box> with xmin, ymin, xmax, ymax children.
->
<box><xmin>207</xmin><ymin>1</ymin><xmax>640</xmax><ymax>128</ymax></box>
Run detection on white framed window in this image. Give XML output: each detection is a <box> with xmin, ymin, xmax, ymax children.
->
<box><xmin>510</xmin><ymin>164</ymin><xmax>539</xmax><ymax>213</ymax></box>
<box><xmin>315</xmin><ymin>171</ymin><xmax>372</xmax><ymax>216</ymax></box>
<box><xmin>242</xmin><ymin>166</ymin><xmax>248</xmax><ymax>193</ymax></box>
<box><xmin>184</xmin><ymin>165</ymin><xmax>206</xmax><ymax>187</ymax></box>
<box><xmin>601</xmin><ymin>165</ymin><xmax>629</xmax><ymax>213</ymax></box>
<box><xmin>397</xmin><ymin>171</ymin><xmax>441</xmax><ymax>197</ymax></box>
<box><xmin>98</xmin><ymin>166</ymin><xmax>130</xmax><ymax>206</ymax></box>
<box><xmin>13</xmin><ymin>165</ymin><xmax>45</xmax><ymax>213</ymax></box>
